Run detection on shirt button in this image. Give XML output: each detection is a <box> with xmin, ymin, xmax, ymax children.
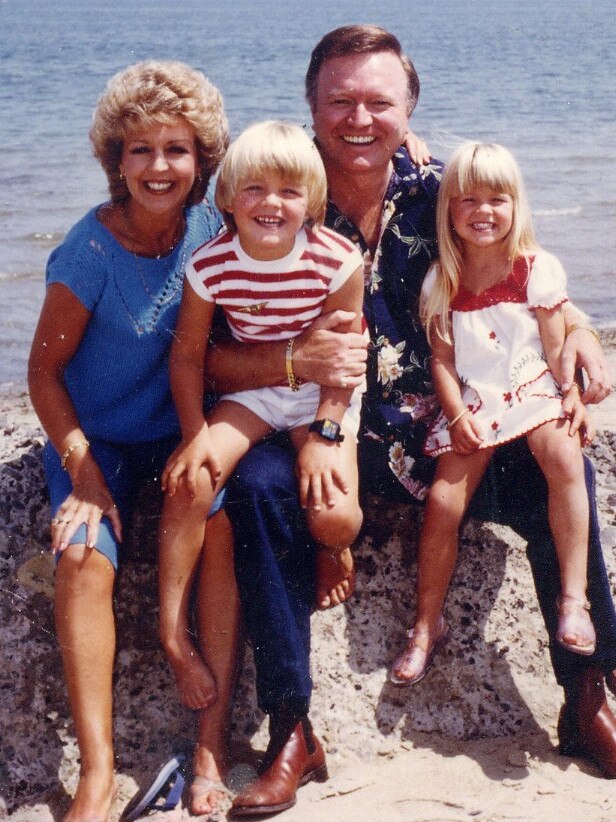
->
<box><xmin>351</xmin><ymin>234</ymin><xmax>359</xmax><ymax>242</ymax></box>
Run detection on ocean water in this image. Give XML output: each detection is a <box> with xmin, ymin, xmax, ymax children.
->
<box><xmin>2</xmin><ymin>0</ymin><xmax>615</xmax><ymax>386</ymax></box>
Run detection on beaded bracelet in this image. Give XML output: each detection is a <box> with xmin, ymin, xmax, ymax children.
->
<box><xmin>447</xmin><ymin>409</ymin><xmax>469</xmax><ymax>430</ymax></box>
<box><xmin>60</xmin><ymin>439</ymin><xmax>90</xmax><ymax>470</ymax></box>
<box><xmin>285</xmin><ymin>339</ymin><xmax>301</xmax><ymax>392</ymax></box>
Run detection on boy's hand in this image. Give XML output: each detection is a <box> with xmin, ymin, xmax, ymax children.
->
<box><xmin>563</xmin><ymin>385</ymin><xmax>595</xmax><ymax>445</ymax></box>
<box><xmin>296</xmin><ymin>436</ymin><xmax>349</xmax><ymax>511</ymax></box>
<box><xmin>450</xmin><ymin>412</ymin><xmax>483</xmax><ymax>455</ymax></box>
<box><xmin>162</xmin><ymin>428</ymin><xmax>221</xmax><ymax>497</ymax></box>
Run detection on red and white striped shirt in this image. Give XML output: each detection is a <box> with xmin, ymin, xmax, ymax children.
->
<box><xmin>186</xmin><ymin>226</ymin><xmax>363</xmax><ymax>342</ymax></box>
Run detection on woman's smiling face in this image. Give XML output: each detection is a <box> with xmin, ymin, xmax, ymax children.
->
<box><xmin>120</xmin><ymin>118</ymin><xmax>197</xmax><ymax>217</ymax></box>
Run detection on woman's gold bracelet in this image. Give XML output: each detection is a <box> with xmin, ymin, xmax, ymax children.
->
<box><xmin>447</xmin><ymin>408</ymin><xmax>469</xmax><ymax>430</ymax></box>
<box><xmin>285</xmin><ymin>339</ymin><xmax>301</xmax><ymax>392</ymax></box>
<box><xmin>60</xmin><ymin>439</ymin><xmax>90</xmax><ymax>470</ymax></box>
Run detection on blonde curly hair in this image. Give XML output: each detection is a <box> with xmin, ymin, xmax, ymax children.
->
<box><xmin>90</xmin><ymin>60</ymin><xmax>229</xmax><ymax>206</ymax></box>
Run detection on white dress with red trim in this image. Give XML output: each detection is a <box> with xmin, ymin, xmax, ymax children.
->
<box><xmin>424</xmin><ymin>250</ymin><xmax>568</xmax><ymax>456</ymax></box>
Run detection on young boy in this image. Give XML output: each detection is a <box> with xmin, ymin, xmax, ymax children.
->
<box><xmin>158</xmin><ymin>121</ymin><xmax>365</xmax><ymax>705</ymax></box>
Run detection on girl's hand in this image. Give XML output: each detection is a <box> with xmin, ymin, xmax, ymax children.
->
<box><xmin>403</xmin><ymin>129</ymin><xmax>431</xmax><ymax>167</ymax></box>
<box><xmin>563</xmin><ymin>385</ymin><xmax>595</xmax><ymax>445</ymax></box>
<box><xmin>450</xmin><ymin>412</ymin><xmax>484</xmax><ymax>455</ymax></box>
<box><xmin>295</xmin><ymin>436</ymin><xmax>349</xmax><ymax>511</ymax></box>
<box><xmin>162</xmin><ymin>429</ymin><xmax>221</xmax><ymax>497</ymax></box>
<box><xmin>51</xmin><ymin>456</ymin><xmax>121</xmax><ymax>554</ymax></box>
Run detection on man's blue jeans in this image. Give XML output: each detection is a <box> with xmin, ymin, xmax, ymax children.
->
<box><xmin>227</xmin><ymin>437</ymin><xmax>616</xmax><ymax>714</ymax></box>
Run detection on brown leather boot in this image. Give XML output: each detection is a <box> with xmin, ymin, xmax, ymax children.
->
<box><xmin>230</xmin><ymin>717</ymin><xmax>328</xmax><ymax>817</ymax></box>
<box><xmin>558</xmin><ymin>667</ymin><xmax>616</xmax><ymax>778</ymax></box>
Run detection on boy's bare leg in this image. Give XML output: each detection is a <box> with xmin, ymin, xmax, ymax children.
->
<box><xmin>158</xmin><ymin>403</ymin><xmax>270</xmax><ymax>708</ymax></box>
<box><xmin>54</xmin><ymin>546</ymin><xmax>116</xmax><ymax>822</ymax></box>
<box><xmin>289</xmin><ymin>427</ymin><xmax>362</xmax><ymax>609</ymax></box>
<box><xmin>190</xmin><ymin>509</ymin><xmax>243</xmax><ymax>815</ymax></box>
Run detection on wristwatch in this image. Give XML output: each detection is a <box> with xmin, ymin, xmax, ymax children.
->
<box><xmin>308</xmin><ymin>418</ymin><xmax>345</xmax><ymax>442</ymax></box>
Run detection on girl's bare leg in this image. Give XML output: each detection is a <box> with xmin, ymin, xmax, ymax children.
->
<box><xmin>289</xmin><ymin>428</ymin><xmax>363</xmax><ymax>609</ymax></box>
<box><xmin>190</xmin><ymin>509</ymin><xmax>243</xmax><ymax>815</ymax></box>
<box><xmin>391</xmin><ymin>447</ymin><xmax>493</xmax><ymax>683</ymax></box>
<box><xmin>527</xmin><ymin>419</ymin><xmax>594</xmax><ymax>650</ymax></box>
<box><xmin>158</xmin><ymin>403</ymin><xmax>269</xmax><ymax>709</ymax></box>
<box><xmin>54</xmin><ymin>546</ymin><xmax>116</xmax><ymax>822</ymax></box>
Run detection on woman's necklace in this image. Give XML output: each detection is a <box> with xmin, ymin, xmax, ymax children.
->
<box><xmin>111</xmin><ymin>211</ymin><xmax>191</xmax><ymax>337</ymax></box>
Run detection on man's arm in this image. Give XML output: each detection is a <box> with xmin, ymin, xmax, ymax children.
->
<box><xmin>205</xmin><ymin>309</ymin><xmax>368</xmax><ymax>394</ymax></box>
<box><xmin>561</xmin><ymin>304</ymin><xmax>612</xmax><ymax>404</ymax></box>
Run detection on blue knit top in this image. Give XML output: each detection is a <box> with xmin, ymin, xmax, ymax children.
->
<box><xmin>46</xmin><ymin>201</ymin><xmax>222</xmax><ymax>442</ymax></box>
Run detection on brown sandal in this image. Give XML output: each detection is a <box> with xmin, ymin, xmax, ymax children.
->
<box><xmin>556</xmin><ymin>595</ymin><xmax>596</xmax><ymax>656</ymax></box>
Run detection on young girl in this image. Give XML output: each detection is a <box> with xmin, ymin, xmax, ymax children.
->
<box><xmin>158</xmin><ymin>120</ymin><xmax>365</xmax><ymax>702</ymax></box>
<box><xmin>389</xmin><ymin>141</ymin><xmax>596</xmax><ymax>686</ymax></box>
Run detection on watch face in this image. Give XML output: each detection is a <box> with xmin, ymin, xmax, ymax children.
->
<box><xmin>310</xmin><ymin>418</ymin><xmax>342</xmax><ymax>441</ymax></box>
<box><xmin>322</xmin><ymin>420</ymin><xmax>339</xmax><ymax>439</ymax></box>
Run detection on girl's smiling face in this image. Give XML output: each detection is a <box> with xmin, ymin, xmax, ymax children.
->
<box><xmin>450</xmin><ymin>185</ymin><xmax>514</xmax><ymax>250</ymax></box>
<box><xmin>227</xmin><ymin>171</ymin><xmax>309</xmax><ymax>260</ymax></box>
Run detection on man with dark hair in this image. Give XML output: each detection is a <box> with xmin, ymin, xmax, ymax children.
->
<box><xmin>208</xmin><ymin>25</ymin><xmax>616</xmax><ymax>818</ymax></box>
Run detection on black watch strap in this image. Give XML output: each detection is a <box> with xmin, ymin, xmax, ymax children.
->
<box><xmin>308</xmin><ymin>418</ymin><xmax>345</xmax><ymax>442</ymax></box>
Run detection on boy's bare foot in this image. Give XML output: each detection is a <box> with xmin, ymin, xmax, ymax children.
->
<box><xmin>190</xmin><ymin>745</ymin><xmax>232</xmax><ymax>816</ymax></box>
<box><xmin>316</xmin><ymin>546</ymin><xmax>355</xmax><ymax>610</ymax></box>
<box><xmin>165</xmin><ymin>640</ymin><xmax>218</xmax><ymax>710</ymax></box>
<box><xmin>63</xmin><ymin>768</ymin><xmax>115</xmax><ymax>822</ymax></box>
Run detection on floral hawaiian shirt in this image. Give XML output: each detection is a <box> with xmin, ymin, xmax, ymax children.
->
<box><xmin>325</xmin><ymin>148</ymin><xmax>444</xmax><ymax>501</ymax></box>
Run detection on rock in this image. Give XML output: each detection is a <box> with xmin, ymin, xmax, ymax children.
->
<box><xmin>2</xmin><ymin>387</ymin><xmax>616</xmax><ymax>816</ymax></box>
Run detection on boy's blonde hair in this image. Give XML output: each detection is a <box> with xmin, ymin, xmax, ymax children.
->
<box><xmin>422</xmin><ymin>141</ymin><xmax>538</xmax><ymax>342</ymax></box>
<box><xmin>215</xmin><ymin>120</ymin><xmax>327</xmax><ymax>230</ymax></box>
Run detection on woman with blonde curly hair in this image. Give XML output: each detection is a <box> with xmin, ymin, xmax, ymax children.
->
<box><xmin>28</xmin><ymin>61</ymin><xmax>237</xmax><ymax>820</ymax></box>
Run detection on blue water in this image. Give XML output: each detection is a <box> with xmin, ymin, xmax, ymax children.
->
<box><xmin>2</xmin><ymin>0</ymin><xmax>615</xmax><ymax>385</ymax></box>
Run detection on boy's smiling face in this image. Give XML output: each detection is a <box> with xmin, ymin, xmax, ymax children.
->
<box><xmin>228</xmin><ymin>171</ymin><xmax>309</xmax><ymax>260</ymax></box>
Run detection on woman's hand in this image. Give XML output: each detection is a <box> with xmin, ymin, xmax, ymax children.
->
<box><xmin>450</xmin><ymin>412</ymin><xmax>484</xmax><ymax>455</ymax></box>
<box><xmin>295</xmin><ymin>436</ymin><xmax>349</xmax><ymax>511</ymax></box>
<box><xmin>403</xmin><ymin>129</ymin><xmax>431</xmax><ymax>167</ymax></box>
<box><xmin>560</xmin><ymin>327</ymin><xmax>612</xmax><ymax>404</ymax></box>
<box><xmin>293</xmin><ymin>310</ymin><xmax>367</xmax><ymax>388</ymax></box>
<box><xmin>563</xmin><ymin>384</ymin><xmax>596</xmax><ymax>445</ymax></box>
<box><xmin>51</xmin><ymin>455</ymin><xmax>121</xmax><ymax>553</ymax></box>
<box><xmin>162</xmin><ymin>428</ymin><xmax>220</xmax><ymax>497</ymax></box>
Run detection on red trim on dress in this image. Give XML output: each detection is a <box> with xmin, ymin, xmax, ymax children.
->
<box><xmin>452</xmin><ymin>256</ymin><xmax>534</xmax><ymax>312</ymax></box>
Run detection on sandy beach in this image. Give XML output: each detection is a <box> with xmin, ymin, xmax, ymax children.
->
<box><xmin>2</xmin><ymin>329</ymin><xmax>615</xmax><ymax>822</ymax></box>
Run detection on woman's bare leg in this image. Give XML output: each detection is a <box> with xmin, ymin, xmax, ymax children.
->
<box><xmin>390</xmin><ymin>448</ymin><xmax>493</xmax><ymax>682</ymax></box>
<box><xmin>54</xmin><ymin>545</ymin><xmax>116</xmax><ymax>822</ymax></box>
<box><xmin>190</xmin><ymin>509</ymin><xmax>243</xmax><ymax>815</ymax></box>
<box><xmin>158</xmin><ymin>403</ymin><xmax>269</xmax><ymax>709</ymax></box>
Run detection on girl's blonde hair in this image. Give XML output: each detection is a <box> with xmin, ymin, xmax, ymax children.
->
<box><xmin>215</xmin><ymin>120</ymin><xmax>327</xmax><ymax>231</ymax></box>
<box><xmin>422</xmin><ymin>141</ymin><xmax>538</xmax><ymax>342</ymax></box>
<box><xmin>90</xmin><ymin>60</ymin><xmax>229</xmax><ymax>206</ymax></box>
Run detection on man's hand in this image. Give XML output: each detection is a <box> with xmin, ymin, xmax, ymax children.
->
<box><xmin>293</xmin><ymin>310</ymin><xmax>367</xmax><ymax>388</ymax></box>
<box><xmin>560</xmin><ymin>327</ymin><xmax>612</xmax><ymax>404</ymax></box>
